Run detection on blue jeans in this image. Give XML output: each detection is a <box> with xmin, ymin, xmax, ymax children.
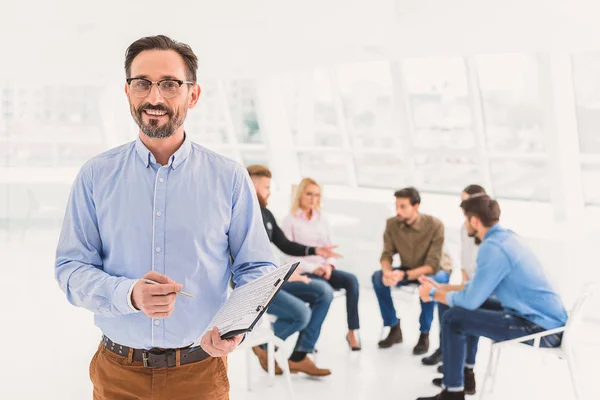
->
<box><xmin>267</xmin><ymin>278</ymin><xmax>334</xmax><ymax>353</ymax></box>
<box><xmin>437</xmin><ymin>298</ymin><xmax>503</xmax><ymax>366</ymax></box>
<box><xmin>307</xmin><ymin>269</ymin><xmax>360</xmax><ymax>330</ymax></box>
<box><xmin>372</xmin><ymin>268</ymin><xmax>450</xmax><ymax>332</ymax></box>
<box><xmin>442</xmin><ymin>307</ymin><xmax>563</xmax><ymax>390</ymax></box>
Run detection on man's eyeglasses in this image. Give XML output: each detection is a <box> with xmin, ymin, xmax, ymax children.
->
<box><xmin>126</xmin><ymin>78</ymin><xmax>194</xmax><ymax>99</ymax></box>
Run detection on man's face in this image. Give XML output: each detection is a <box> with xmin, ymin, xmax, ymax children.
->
<box><xmin>125</xmin><ymin>50</ymin><xmax>200</xmax><ymax>138</ymax></box>
<box><xmin>464</xmin><ymin>214</ymin><xmax>477</xmax><ymax>238</ymax></box>
<box><xmin>395</xmin><ymin>197</ymin><xmax>418</xmax><ymax>223</ymax></box>
<box><xmin>252</xmin><ymin>176</ymin><xmax>271</xmax><ymax>208</ymax></box>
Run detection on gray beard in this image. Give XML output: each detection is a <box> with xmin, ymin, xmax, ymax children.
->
<box><xmin>140</xmin><ymin>118</ymin><xmax>177</xmax><ymax>139</ymax></box>
<box><xmin>132</xmin><ymin>105</ymin><xmax>186</xmax><ymax>139</ymax></box>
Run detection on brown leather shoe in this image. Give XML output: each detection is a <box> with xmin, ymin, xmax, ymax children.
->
<box><xmin>252</xmin><ymin>346</ymin><xmax>282</xmax><ymax>375</ymax></box>
<box><xmin>378</xmin><ymin>322</ymin><xmax>403</xmax><ymax>348</ymax></box>
<box><xmin>413</xmin><ymin>333</ymin><xmax>430</xmax><ymax>355</ymax></box>
<box><xmin>288</xmin><ymin>356</ymin><xmax>331</xmax><ymax>376</ymax></box>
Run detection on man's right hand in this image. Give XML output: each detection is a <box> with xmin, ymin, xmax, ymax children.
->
<box><xmin>382</xmin><ymin>269</ymin><xmax>403</xmax><ymax>287</ymax></box>
<box><xmin>131</xmin><ymin>271</ymin><xmax>183</xmax><ymax>318</ymax></box>
<box><xmin>315</xmin><ymin>245</ymin><xmax>342</xmax><ymax>259</ymax></box>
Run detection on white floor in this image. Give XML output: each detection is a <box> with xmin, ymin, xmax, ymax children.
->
<box><xmin>3</xmin><ymin>230</ymin><xmax>600</xmax><ymax>400</ymax></box>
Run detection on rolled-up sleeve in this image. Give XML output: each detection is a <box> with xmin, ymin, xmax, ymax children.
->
<box><xmin>380</xmin><ymin>220</ymin><xmax>397</xmax><ymax>264</ymax></box>
<box><xmin>228</xmin><ymin>167</ymin><xmax>277</xmax><ymax>287</ymax></box>
<box><xmin>447</xmin><ymin>242</ymin><xmax>510</xmax><ymax>309</ymax></box>
<box><xmin>424</xmin><ymin>221</ymin><xmax>445</xmax><ymax>273</ymax></box>
<box><xmin>55</xmin><ymin>162</ymin><xmax>139</xmax><ymax>317</ymax></box>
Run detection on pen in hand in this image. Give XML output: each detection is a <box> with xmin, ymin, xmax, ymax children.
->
<box><xmin>142</xmin><ymin>278</ymin><xmax>194</xmax><ymax>298</ymax></box>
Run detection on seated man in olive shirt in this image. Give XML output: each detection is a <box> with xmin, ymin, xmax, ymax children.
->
<box><xmin>372</xmin><ymin>187</ymin><xmax>451</xmax><ymax>355</ymax></box>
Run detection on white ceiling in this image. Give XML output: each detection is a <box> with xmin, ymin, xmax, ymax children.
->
<box><xmin>1</xmin><ymin>0</ymin><xmax>600</xmax><ymax>83</ymax></box>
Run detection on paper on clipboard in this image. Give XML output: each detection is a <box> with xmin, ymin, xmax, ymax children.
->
<box><xmin>191</xmin><ymin>261</ymin><xmax>299</xmax><ymax>348</ymax></box>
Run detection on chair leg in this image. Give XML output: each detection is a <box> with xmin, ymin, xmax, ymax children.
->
<box><xmin>267</xmin><ymin>340</ymin><xmax>275</xmax><ymax>385</ymax></box>
<box><xmin>246</xmin><ymin>347</ymin><xmax>253</xmax><ymax>392</ymax></box>
<box><xmin>480</xmin><ymin>345</ymin><xmax>500</xmax><ymax>400</ymax></box>
<box><xmin>274</xmin><ymin>338</ymin><xmax>294</xmax><ymax>398</ymax></box>
<box><xmin>489</xmin><ymin>347</ymin><xmax>502</xmax><ymax>392</ymax></box>
<box><xmin>565</xmin><ymin>350</ymin><xmax>582</xmax><ymax>400</ymax></box>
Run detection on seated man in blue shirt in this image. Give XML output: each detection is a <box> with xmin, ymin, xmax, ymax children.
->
<box><xmin>416</xmin><ymin>195</ymin><xmax>568</xmax><ymax>400</ymax></box>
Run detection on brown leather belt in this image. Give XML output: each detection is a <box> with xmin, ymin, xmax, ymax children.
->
<box><xmin>101</xmin><ymin>335</ymin><xmax>210</xmax><ymax>368</ymax></box>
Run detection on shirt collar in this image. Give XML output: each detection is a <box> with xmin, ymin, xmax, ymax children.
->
<box><xmin>170</xmin><ymin>133</ymin><xmax>191</xmax><ymax>169</ymax></box>
<box><xmin>397</xmin><ymin>214</ymin><xmax>422</xmax><ymax>231</ymax></box>
<box><xmin>134</xmin><ymin>133</ymin><xmax>192</xmax><ymax>169</ymax></box>
<box><xmin>484</xmin><ymin>223</ymin><xmax>502</xmax><ymax>240</ymax></box>
<box><xmin>295</xmin><ymin>209</ymin><xmax>319</xmax><ymax>221</ymax></box>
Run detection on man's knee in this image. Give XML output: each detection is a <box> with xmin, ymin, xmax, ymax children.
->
<box><xmin>313</xmin><ymin>279</ymin><xmax>334</xmax><ymax>303</ymax></box>
<box><xmin>297</xmin><ymin>305</ymin><xmax>311</xmax><ymax>330</ymax></box>
<box><xmin>372</xmin><ymin>270</ymin><xmax>384</xmax><ymax>288</ymax></box>
<box><xmin>441</xmin><ymin>307</ymin><xmax>471</xmax><ymax>331</ymax></box>
<box><xmin>345</xmin><ymin>273</ymin><xmax>360</xmax><ymax>293</ymax></box>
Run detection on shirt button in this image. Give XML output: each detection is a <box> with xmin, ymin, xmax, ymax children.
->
<box><xmin>154</xmin><ymin>320</ymin><xmax>160</xmax><ymax>326</ymax></box>
<box><xmin>159</xmin><ymin>178</ymin><xmax>164</xmax><ymax>183</ymax></box>
<box><xmin>156</xmin><ymin>247</ymin><xmax>161</xmax><ymax>253</ymax></box>
<box><xmin>156</xmin><ymin>211</ymin><xmax>162</xmax><ymax>217</ymax></box>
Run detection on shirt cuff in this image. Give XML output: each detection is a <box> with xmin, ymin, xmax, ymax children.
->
<box><xmin>114</xmin><ymin>278</ymin><xmax>141</xmax><ymax>315</ymax></box>
<box><xmin>127</xmin><ymin>279</ymin><xmax>140</xmax><ymax>312</ymax></box>
<box><xmin>446</xmin><ymin>292</ymin><xmax>455</xmax><ymax>308</ymax></box>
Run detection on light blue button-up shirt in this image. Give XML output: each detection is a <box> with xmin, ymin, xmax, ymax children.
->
<box><xmin>55</xmin><ymin>135</ymin><xmax>276</xmax><ymax>349</ymax></box>
<box><xmin>447</xmin><ymin>224</ymin><xmax>567</xmax><ymax>330</ymax></box>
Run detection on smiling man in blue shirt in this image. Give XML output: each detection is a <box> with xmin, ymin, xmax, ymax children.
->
<box><xmin>55</xmin><ymin>35</ymin><xmax>276</xmax><ymax>400</ymax></box>
<box><xmin>416</xmin><ymin>195</ymin><xmax>567</xmax><ymax>400</ymax></box>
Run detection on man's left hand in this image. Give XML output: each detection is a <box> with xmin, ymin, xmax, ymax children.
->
<box><xmin>200</xmin><ymin>327</ymin><xmax>244</xmax><ymax>357</ymax></box>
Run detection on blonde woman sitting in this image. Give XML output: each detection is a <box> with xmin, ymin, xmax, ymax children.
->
<box><xmin>282</xmin><ymin>178</ymin><xmax>361</xmax><ymax>351</ymax></box>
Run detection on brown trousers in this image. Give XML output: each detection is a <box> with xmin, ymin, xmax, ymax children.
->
<box><xmin>89</xmin><ymin>343</ymin><xmax>230</xmax><ymax>400</ymax></box>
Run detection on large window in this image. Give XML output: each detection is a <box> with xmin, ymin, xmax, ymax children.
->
<box><xmin>353</xmin><ymin>153</ymin><xmax>410</xmax><ymax>189</ymax></box>
<box><xmin>225</xmin><ymin>80</ymin><xmax>263</xmax><ymax>144</ymax></box>
<box><xmin>185</xmin><ymin>81</ymin><xmax>230</xmax><ymax>145</ymax></box>
<box><xmin>476</xmin><ymin>54</ymin><xmax>546</xmax><ymax>154</ymax></box>
<box><xmin>282</xmin><ymin>70</ymin><xmax>343</xmax><ymax>148</ymax></box>
<box><xmin>415</xmin><ymin>155</ymin><xmax>482</xmax><ymax>194</ymax></box>
<box><xmin>336</xmin><ymin>62</ymin><xmax>398</xmax><ymax>149</ymax></box>
<box><xmin>572</xmin><ymin>52</ymin><xmax>600</xmax><ymax>154</ymax></box>
<box><xmin>297</xmin><ymin>151</ymin><xmax>350</xmax><ymax>185</ymax></box>
<box><xmin>489</xmin><ymin>159</ymin><xmax>550</xmax><ymax>201</ymax></box>
<box><xmin>403</xmin><ymin>58</ymin><xmax>475</xmax><ymax>150</ymax></box>
<box><xmin>581</xmin><ymin>162</ymin><xmax>600</xmax><ymax>205</ymax></box>
<box><xmin>571</xmin><ymin>52</ymin><xmax>600</xmax><ymax>206</ymax></box>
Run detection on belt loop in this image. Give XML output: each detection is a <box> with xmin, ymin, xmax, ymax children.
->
<box><xmin>176</xmin><ymin>349</ymin><xmax>181</xmax><ymax>367</ymax></box>
<box><xmin>127</xmin><ymin>347</ymin><xmax>134</xmax><ymax>364</ymax></box>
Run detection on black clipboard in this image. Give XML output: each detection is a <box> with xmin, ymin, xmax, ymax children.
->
<box><xmin>189</xmin><ymin>261</ymin><xmax>299</xmax><ymax>351</ymax></box>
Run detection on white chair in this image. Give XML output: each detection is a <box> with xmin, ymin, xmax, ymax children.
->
<box><xmin>480</xmin><ymin>282</ymin><xmax>597</xmax><ymax>400</ymax></box>
<box><xmin>238</xmin><ymin>316</ymin><xmax>294</xmax><ymax>398</ymax></box>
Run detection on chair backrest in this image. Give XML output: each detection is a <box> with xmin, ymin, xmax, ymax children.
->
<box><xmin>562</xmin><ymin>282</ymin><xmax>597</xmax><ymax>349</ymax></box>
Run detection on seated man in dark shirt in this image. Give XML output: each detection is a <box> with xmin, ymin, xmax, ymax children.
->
<box><xmin>246</xmin><ymin>165</ymin><xmax>340</xmax><ymax>377</ymax></box>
